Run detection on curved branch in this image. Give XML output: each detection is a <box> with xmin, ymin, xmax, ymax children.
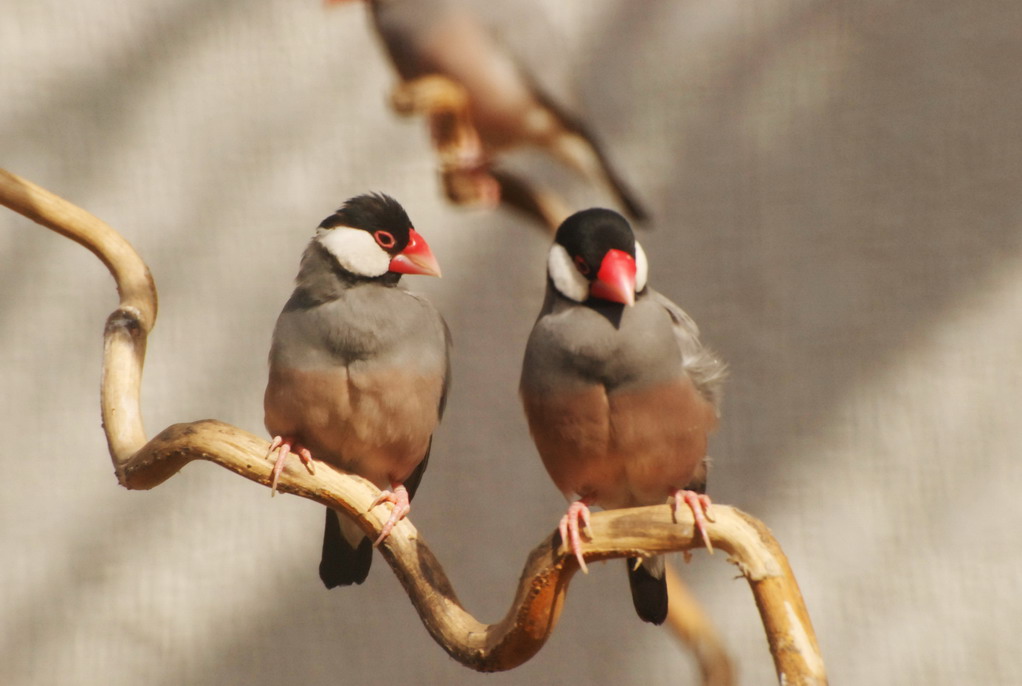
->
<box><xmin>0</xmin><ymin>168</ymin><xmax>827</xmax><ymax>684</ymax></box>
<box><xmin>131</xmin><ymin>420</ymin><xmax>823</xmax><ymax>679</ymax></box>
<box><xmin>0</xmin><ymin>168</ymin><xmax>157</xmax><ymax>474</ymax></box>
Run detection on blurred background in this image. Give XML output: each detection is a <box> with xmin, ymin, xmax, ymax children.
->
<box><xmin>2</xmin><ymin>0</ymin><xmax>1020</xmax><ymax>683</ymax></box>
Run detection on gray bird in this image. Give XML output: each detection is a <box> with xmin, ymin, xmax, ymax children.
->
<box><xmin>264</xmin><ymin>193</ymin><xmax>451</xmax><ymax>587</ymax></box>
<box><xmin>519</xmin><ymin>208</ymin><xmax>725</xmax><ymax>624</ymax></box>
<box><xmin>331</xmin><ymin>0</ymin><xmax>648</xmax><ymax>227</ymax></box>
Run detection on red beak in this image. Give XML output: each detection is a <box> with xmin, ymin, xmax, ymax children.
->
<box><xmin>590</xmin><ymin>249</ymin><xmax>636</xmax><ymax>305</ymax></box>
<box><xmin>389</xmin><ymin>229</ymin><xmax>442</xmax><ymax>277</ymax></box>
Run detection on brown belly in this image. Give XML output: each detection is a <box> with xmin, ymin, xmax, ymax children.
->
<box><xmin>264</xmin><ymin>365</ymin><xmax>441</xmax><ymax>489</ymax></box>
<box><xmin>522</xmin><ymin>377</ymin><xmax>716</xmax><ymax>509</ymax></box>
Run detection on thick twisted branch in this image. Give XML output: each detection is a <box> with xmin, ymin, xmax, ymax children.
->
<box><xmin>134</xmin><ymin>422</ymin><xmax>821</xmax><ymax>677</ymax></box>
<box><xmin>1</xmin><ymin>168</ymin><xmax>826</xmax><ymax>684</ymax></box>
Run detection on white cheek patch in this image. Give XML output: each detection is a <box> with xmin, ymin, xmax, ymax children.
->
<box><xmin>548</xmin><ymin>243</ymin><xmax>590</xmax><ymax>302</ymax></box>
<box><xmin>634</xmin><ymin>241</ymin><xmax>649</xmax><ymax>292</ymax></box>
<box><xmin>316</xmin><ymin>226</ymin><xmax>390</xmax><ymax>277</ymax></box>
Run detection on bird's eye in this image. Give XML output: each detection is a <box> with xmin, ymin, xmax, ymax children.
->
<box><xmin>574</xmin><ymin>255</ymin><xmax>591</xmax><ymax>276</ymax></box>
<box><xmin>374</xmin><ymin>230</ymin><xmax>397</xmax><ymax>249</ymax></box>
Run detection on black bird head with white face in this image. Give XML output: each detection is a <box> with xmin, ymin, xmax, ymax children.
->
<box><xmin>547</xmin><ymin>208</ymin><xmax>648</xmax><ymax>306</ymax></box>
<box><xmin>316</xmin><ymin>193</ymin><xmax>441</xmax><ymax>279</ymax></box>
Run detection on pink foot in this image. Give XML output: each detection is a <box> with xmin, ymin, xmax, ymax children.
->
<box><xmin>558</xmin><ymin>499</ymin><xmax>593</xmax><ymax>574</ymax></box>
<box><xmin>670</xmin><ymin>490</ymin><xmax>715</xmax><ymax>554</ymax></box>
<box><xmin>267</xmin><ymin>436</ymin><xmax>315</xmax><ymax>496</ymax></box>
<box><xmin>443</xmin><ymin>165</ymin><xmax>502</xmax><ymax>209</ymax></box>
<box><xmin>473</xmin><ymin>169</ymin><xmax>502</xmax><ymax>209</ymax></box>
<box><xmin>369</xmin><ymin>484</ymin><xmax>411</xmax><ymax>546</ymax></box>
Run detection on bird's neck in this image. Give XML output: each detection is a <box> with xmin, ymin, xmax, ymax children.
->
<box><xmin>544</xmin><ymin>279</ymin><xmax>628</xmax><ymax>327</ymax></box>
<box><xmin>292</xmin><ymin>241</ymin><xmax>401</xmax><ymax>306</ymax></box>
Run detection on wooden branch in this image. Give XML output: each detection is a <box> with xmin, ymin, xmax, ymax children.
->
<box><xmin>0</xmin><ymin>168</ymin><xmax>827</xmax><ymax>684</ymax></box>
<box><xmin>0</xmin><ymin>169</ymin><xmax>156</xmax><ymax>474</ymax></box>
<box><xmin>123</xmin><ymin>419</ymin><xmax>824</xmax><ymax>679</ymax></box>
<box><xmin>664</xmin><ymin>562</ymin><xmax>736</xmax><ymax>686</ymax></box>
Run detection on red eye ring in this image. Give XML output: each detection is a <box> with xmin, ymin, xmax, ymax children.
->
<box><xmin>574</xmin><ymin>255</ymin><xmax>591</xmax><ymax>276</ymax></box>
<box><xmin>374</xmin><ymin>230</ymin><xmax>397</xmax><ymax>249</ymax></box>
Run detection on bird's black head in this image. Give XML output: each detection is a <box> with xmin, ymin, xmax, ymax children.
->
<box><xmin>555</xmin><ymin>208</ymin><xmax>636</xmax><ymax>273</ymax></box>
<box><xmin>319</xmin><ymin>193</ymin><xmax>414</xmax><ymax>257</ymax></box>
<box><xmin>549</xmin><ymin>208</ymin><xmax>645</xmax><ymax>305</ymax></box>
<box><xmin>314</xmin><ymin>193</ymin><xmax>441</xmax><ymax>279</ymax></box>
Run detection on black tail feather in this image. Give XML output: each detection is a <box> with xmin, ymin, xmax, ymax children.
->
<box><xmin>319</xmin><ymin>508</ymin><xmax>373</xmax><ymax>588</ymax></box>
<box><xmin>626</xmin><ymin>557</ymin><xmax>668</xmax><ymax>625</ymax></box>
<box><xmin>530</xmin><ymin>85</ymin><xmax>650</xmax><ymax>224</ymax></box>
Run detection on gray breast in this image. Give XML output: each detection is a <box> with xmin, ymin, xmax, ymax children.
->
<box><xmin>271</xmin><ymin>282</ymin><xmax>447</xmax><ymax>376</ymax></box>
<box><xmin>521</xmin><ymin>293</ymin><xmax>684</xmax><ymax>397</ymax></box>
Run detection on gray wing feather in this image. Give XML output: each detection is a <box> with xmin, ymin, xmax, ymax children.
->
<box><xmin>406</xmin><ymin>290</ymin><xmax>453</xmax><ymax>420</ymax></box>
<box><xmin>648</xmin><ymin>289</ymin><xmax>727</xmax><ymax>410</ymax></box>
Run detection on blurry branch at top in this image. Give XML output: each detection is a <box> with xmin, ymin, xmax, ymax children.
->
<box><xmin>330</xmin><ymin>0</ymin><xmax>649</xmax><ymax>232</ymax></box>
<box><xmin>0</xmin><ymin>168</ymin><xmax>826</xmax><ymax>685</ymax></box>
<box><xmin>389</xmin><ymin>74</ymin><xmax>572</xmax><ymax>232</ymax></box>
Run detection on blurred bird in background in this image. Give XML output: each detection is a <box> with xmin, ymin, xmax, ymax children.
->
<box><xmin>264</xmin><ymin>193</ymin><xmax>451</xmax><ymax>588</ymax></box>
<box><xmin>520</xmin><ymin>208</ymin><xmax>725</xmax><ymax>624</ymax></box>
<box><xmin>328</xmin><ymin>0</ymin><xmax>649</xmax><ymax>232</ymax></box>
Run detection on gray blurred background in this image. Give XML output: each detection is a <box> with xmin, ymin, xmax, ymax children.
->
<box><xmin>2</xmin><ymin>0</ymin><xmax>1020</xmax><ymax>684</ymax></box>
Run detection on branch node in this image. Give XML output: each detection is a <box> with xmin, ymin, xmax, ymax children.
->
<box><xmin>104</xmin><ymin>305</ymin><xmax>146</xmax><ymax>335</ymax></box>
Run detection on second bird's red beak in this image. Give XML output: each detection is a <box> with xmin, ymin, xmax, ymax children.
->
<box><xmin>389</xmin><ymin>229</ymin><xmax>442</xmax><ymax>277</ymax></box>
<box><xmin>590</xmin><ymin>249</ymin><xmax>636</xmax><ymax>305</ymax></box>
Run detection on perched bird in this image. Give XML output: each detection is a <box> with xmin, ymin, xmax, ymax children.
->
<box><xmin>519</xmin><ymin>208</ymin><xmax>726</xmax><ymax>624</ymax></box>
<box><xmin>330</xmin><ymin>0</ymin><xmax>648</xmax><ymax>229</ymax></box>
<box><xmin>264</xmin><ymin>193</ymin><xmax>451</xmax><ymax>588</ymax></box>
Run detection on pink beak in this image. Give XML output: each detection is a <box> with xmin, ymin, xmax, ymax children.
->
<box><xmin>389</xmin><ymin>229</ymin><xmax>442</xmax><ymax>278</ymax></box>
<box><xmin>590</xmin><ymin>249</ymin><xmax>636</xmax><ymax>305</ymax></box>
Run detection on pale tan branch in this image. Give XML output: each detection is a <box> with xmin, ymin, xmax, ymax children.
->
<box><xmin>0</xmin><ymin>168</ymin><xmax>156</xmax><ymax>476</ymax></box>
<box><xmin>130</xmin><ymin>420</ymin><xmax>824</xmax><ymax>680</ymax></box>
<box><xmin>0</xmin><ymin>169</ymin><xmax>157</xmax><ymax>325</ymax></box>
<box><xmin>665</xmin><ymin>562</ymin><xmax>736</xmax><ymax>686</ymax></box>
<box><xmin>0</xmin><ymin>168</ymin><xmax>826</xmax><ymax>684</ymax></box>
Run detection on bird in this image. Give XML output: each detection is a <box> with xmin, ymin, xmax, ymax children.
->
<box><xmin>263</xmin><ymin>193</ymin><xmax>451</xmax><ymax>588</ymax></box>
<box><xmin>519</xmin><ymin>208</ymin><xmax>726</xmax><ymax>624</ymax></box>
<box><xmin>329</xmin><ymin>0</ymin><xmax>648</xmax><ymax>230</ymax></box>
